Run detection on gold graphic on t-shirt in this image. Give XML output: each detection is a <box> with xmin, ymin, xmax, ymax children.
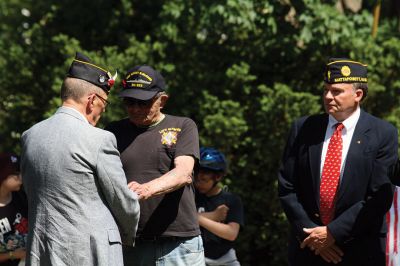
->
<box><xmin>160</xmin><ymin>129</ymin><xmax>180</xmax><ymax>146</ymax></box>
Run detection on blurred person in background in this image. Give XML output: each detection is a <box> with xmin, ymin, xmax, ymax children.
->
<box><xmin>0</xmin><ymin>153</ymin><xmax>27</xmax><ymax>266</ymax></box>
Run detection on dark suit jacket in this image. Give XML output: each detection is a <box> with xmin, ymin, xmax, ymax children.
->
<box><xmin>389</xmin><ymin>159</ymin><xmax>400</xmax><ymax>184</ymax></box>
<box><xmin>278</xmin><ymin>110</ymin><xmax>398</xmax><ymax>266</ymax></box>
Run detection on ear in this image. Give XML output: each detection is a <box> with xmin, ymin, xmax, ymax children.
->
<box><xmin>354</xmin><ymin>88</ymin><xmax>363</xmax><ymax>103</ymax></box>
<box><xmin>159</xmin><ymin>94</ymin><xmax>169</xmax><ymax>109</ymax></box>
<box><xmin>214</xmin><ymin>174</ymin><xmax>223</xmax><ymax>183</ymax></box>
<box><xmin>86</xmin><ymin>94</ymin><xmax>95</xmax><ymax>114</ymax></box>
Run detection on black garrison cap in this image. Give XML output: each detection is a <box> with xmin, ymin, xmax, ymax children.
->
<box><xmin>324</xmin><ymin>58</ymin><xmax>368</xmax><ymax>84</ymax></box>
<box><xmin>67</xmin><ymin>52</ymin><xmax>117</xmax><ymax>94</ymax></box>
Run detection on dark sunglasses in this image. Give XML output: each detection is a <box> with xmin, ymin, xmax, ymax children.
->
<box><xmin>95</xmin><ymin>93</ymin><xmax>110</xmax><ymax>107</ymax></box>
<box><xmin>123</xmin><ymin>97</ymin><xmax>157</xmax><ymax>108</ymax></box>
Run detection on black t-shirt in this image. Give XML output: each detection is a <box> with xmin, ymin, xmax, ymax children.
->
<box><xmin>0</xmin><ymin>191</ymin><xmax>28</xmax><ymax>266</ymax></box>
<box><xmin>105</xmin><ymin>115</ymin><xmax>200</xmax><ymax>237</ymax></box>
<box><xmin>196</xmin><ymin>190</ymin><xmax>244</xmax><ymax>259</ymax></box>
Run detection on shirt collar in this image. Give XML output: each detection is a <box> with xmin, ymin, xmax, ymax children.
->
<box><xmin>328</xmin><ymin>107</ymin><xmax>360</xmax><ymax>132</ymax></box>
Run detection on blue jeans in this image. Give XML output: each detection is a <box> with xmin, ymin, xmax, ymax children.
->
<box><xmin>123</xmin><ymin>235</ymin><xmax>205</xmax><ymax>266</ymax></box>
<box><xmin>205</xmin><ymin>248</ymin><xmax>240</xmax><ymax>266</ymax></box>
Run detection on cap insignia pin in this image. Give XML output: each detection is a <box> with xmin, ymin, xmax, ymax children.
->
<box><xmin>341</xmin><ymin>66</ymin><xmax>351</xmax><ymax>77</ymax></box>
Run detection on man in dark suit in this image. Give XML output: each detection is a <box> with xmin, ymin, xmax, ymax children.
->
<box><xmin>279</xmin><ymin>58</ymin><xmax>398</xmax><ymax>265</ymax></box>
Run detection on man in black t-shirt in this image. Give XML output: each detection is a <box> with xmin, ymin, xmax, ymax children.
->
<box><xmin>105</xmin><ymin>65</ymin><xmax>204</xmax><ymax>266</ymax></box>
<box><xmin>195</xmin><ymin>147</ymin><xmax>244</xmax><ymax>266</ymax></box>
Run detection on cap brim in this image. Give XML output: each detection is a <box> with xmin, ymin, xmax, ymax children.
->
<box><xmin>118</xmin><ymin>89</ymin><xmax>159</xmax><ymax>100</ymax></box>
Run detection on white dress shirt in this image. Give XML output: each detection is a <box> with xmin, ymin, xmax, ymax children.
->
<box><xmin>320</xmin><ymin>107</ymin><xmax>361</xmax><ymax>180</ymax></box>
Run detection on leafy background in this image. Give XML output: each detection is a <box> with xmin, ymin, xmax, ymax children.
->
<box><xmin>1</xmin><ymin>0</ymin><xmax>399</xmax><ymax>265</ymax></box>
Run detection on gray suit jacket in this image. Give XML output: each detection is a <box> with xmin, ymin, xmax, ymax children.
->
<box><xmin>21</xmin><ymin>107</ymin><xmax>140</xmax><ymax>266</ymax></box>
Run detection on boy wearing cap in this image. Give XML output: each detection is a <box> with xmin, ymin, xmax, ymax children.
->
<box><xmin>195</xmin><ymin>147</ymin><xmax>244</xmax><ymax>266</ymax></box>
<box><xmin>21</xmin><ymin>53</ymin><xmax>140</xmax><ymax>266</ymax></box>
<box><xmin>278</xmin><ymin>58</ymin><xmax>398</xmax><ymax>265</ymax></box>
<box><xmin>105</xmin><ymin>65</ymin><xmax>204</xmax><ymax>265</ymax></box>
<box><xmin>0</xmin><ymin>153</ymin><xmax>27</xmax><ymax>265</ymax></box>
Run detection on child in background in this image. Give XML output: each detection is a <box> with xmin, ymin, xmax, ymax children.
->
<box><xmin>0</xmin><ymin>153</ymin><xmax>28</xmax><ymax>266</ymax></box>
<box><xmin>195</xmin><ymin>147</ymin><xmax>244</xmax><ymax>266</ymax></box>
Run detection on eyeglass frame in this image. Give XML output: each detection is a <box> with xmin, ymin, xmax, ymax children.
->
<box><xmin>94</xmin><ymin>93</ymin><xmax>110</xmax><ymax>107</ymax></box>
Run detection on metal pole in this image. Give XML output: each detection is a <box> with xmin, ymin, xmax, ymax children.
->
<box><xmin>372</xmin><ymin>0</ymin><xmax>382</xmax><ymax>38</ymax></box>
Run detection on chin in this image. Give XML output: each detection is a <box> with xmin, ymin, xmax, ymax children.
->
<box><xmin>12</xmin><ymin>186</ymin><xmax>22</xmax><ymax>192</ymax></box>
<box><xmin>132</xmin><ymin>118</ymin><xmax>150</xmax><ymax>126</ymax></box>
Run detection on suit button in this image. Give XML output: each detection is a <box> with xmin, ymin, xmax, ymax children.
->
<box><xmin>314</xmin><ymin>213</ymin><xmax>320</xmax><ymax>217</ymax></box>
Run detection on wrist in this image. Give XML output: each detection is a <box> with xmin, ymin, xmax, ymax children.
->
<box><xmin>8</xmin><ymin>251</ymin><xmax>15</xmax><ymax>260</ymax></box>
<box><xmin>144</xmin><ymin>184</ymin><xmax>154</xmax><ymax>199</ymax></box>
<box><xmin>198</xmin><ymin>214</ymin><xmax>206</xmax><ymax>224</ymax></box>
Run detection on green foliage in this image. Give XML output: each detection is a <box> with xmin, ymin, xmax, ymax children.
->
<box><xmin>0</xmin><ymin>1</ymin><xmax>399</xmax><ymax>265</ymax></box>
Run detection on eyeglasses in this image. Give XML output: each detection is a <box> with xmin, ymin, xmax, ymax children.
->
<box><xmin>123</xmin><ymin>97</ymin><xmax>157</xmax><ymax>108</ymax></box>
<box><xmin>95</xmin><ymin>93</ymin><xmax>110</xmax><ymax>107</ymax></box>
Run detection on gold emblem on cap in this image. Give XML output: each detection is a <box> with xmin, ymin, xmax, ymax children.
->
<box><xmin>327</xmin><ymin>70</ymin><xmax>331</xmax><ymax>80</ymax></box>
<box><xmin>341</xmin><ymin>66</ymin><xmax>351</xmax><ymax>77</ymax></box>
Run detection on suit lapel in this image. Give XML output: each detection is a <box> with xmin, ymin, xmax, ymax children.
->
<box><xmin>336</xmin><ymin>110</ymin><xmax>371</xmax><ymax>203</ymax></box>
<box><xmin>308</xmin><ymin>115</ymin><xmax>329</xmax><ymax>206</ymax></box>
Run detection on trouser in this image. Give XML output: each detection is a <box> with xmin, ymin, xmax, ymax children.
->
<box><xmin>123</xmin><ymin>235</ymin><xmax>205</xmax><ymax>266</ymax></box>
<box><xmin>205</xmin><ymin>248</ymin><xmax>240</xmax><ymax>266</ymax></box>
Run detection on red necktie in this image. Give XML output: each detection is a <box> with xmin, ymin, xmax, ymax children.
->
<box><xmin>319</xmin><ymin>123</ymin><xmax>344</xmax><ymax>225</ymax></box>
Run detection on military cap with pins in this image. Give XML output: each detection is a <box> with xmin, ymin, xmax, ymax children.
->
<box><xmin>324</xmin><ymin>58</ymin><xmax>368</xmax><ymax>84</ymax></box>
<box><xmin>67</xmin><ymin>52</ymin><xmax>117</xmax><ymax>94</ymax></box>
<box><xmin>119</xmin><ymin>65</ymin><xmax>166</xmax><ymax>100</ymax></box>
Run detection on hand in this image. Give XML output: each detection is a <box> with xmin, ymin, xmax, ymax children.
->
<box><xmin>212</xmin><ymin>204</ymin><xmax>229</xmax><ymax>222</ymax></box>
<box><xmin>301</xmin><ymin>226</ymin><xmax>335</xmax><ymax>251</ymax></box>
<box><xmin>127</xmin><ymin>181</ymin><xmax>141</xmax><ymax>191</ymax></box>
<box><xmin>318</xmin><ymin>244</ymin><xmax>343</xmax><ymax>264</ymax></box>
<box><xmin>12</xmin><ymin>248</ymin><xmax>26</xmax><ymax>260</ymax></box>
<box><xmin>128</xmin><ymin>181</ymin><xmax>152</xmax><ymax>200</ymax></box>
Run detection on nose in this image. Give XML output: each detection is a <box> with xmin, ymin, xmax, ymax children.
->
<box><xmin>324</xmin><ymin>90</ymin><xmax>333</xmax><ymax>100</ymax></box>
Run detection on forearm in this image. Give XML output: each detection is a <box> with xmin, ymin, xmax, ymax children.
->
<box><xmin>198</xmin><ymin>215</ymin><xmax>239</xmax><ymax>241</ymax></box>
<box><xmin>141</xmin><ymin>155</ymin><xmax>195</xmax><ymax>198</ymax></box>
<box><xmin>200</xmin><ymin>211</ymin><xmax>220</xmax><ymax>221</ymax></box>
<box><xmin>279</xmin><ymin>192</ymin><xmax>319</xmax><ymax>239</ymax></box>
<box><xmin>0</xmin><ymin>252</ymin><xmax>11</xmax><ymax>262</ymax></box>
<box><xmin>0</xmin><ymin>249</ymin><xmax>24</xmax><ymax>262</ymax></box>
<box><xmin>146</xmin><ymin>168</ymin><xmax>192</xmax><ymax>196</ymax></box>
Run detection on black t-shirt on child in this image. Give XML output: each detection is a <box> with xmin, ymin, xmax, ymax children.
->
<box><xmin>0</xmin><ymin>191</ymin><xmax>28</xmax><ymax>266</ymax></box>
<box><xmin>196</xmin><ymin>190</ymin><xmax>244</xmax><ymax>259</ymax></box>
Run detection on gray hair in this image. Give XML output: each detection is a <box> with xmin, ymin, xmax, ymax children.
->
<box><xmin>155</xmin><ymin>91</ymin><xmax>167</xmax><ymax>98</ymax></box>
<box><xmin>352</xmin><ymin>83</ymin><xmax>368</xmax><ymax>101</ymax></box>
<box><xmin>60</xmin><ymin>78</ymin><xmax>104</xmax><ymax>102</ymax></box>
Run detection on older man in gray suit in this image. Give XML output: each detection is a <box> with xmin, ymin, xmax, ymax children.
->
<box><xmin>21</xmin><ymin>52</ymin><xmax>140</xmax><ymax>266</ymax></box>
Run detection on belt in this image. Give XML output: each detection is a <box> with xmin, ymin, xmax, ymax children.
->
<box><xmin>135</xmin><ymin>235</ymin><xmax>194</xmax><ymax>242</ymax></box>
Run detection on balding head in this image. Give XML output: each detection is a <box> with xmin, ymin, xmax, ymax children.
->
<box><xmin>60</xmin><ymin>77</ymin><xmax>105</xmax><ymax>103</ymax></box>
